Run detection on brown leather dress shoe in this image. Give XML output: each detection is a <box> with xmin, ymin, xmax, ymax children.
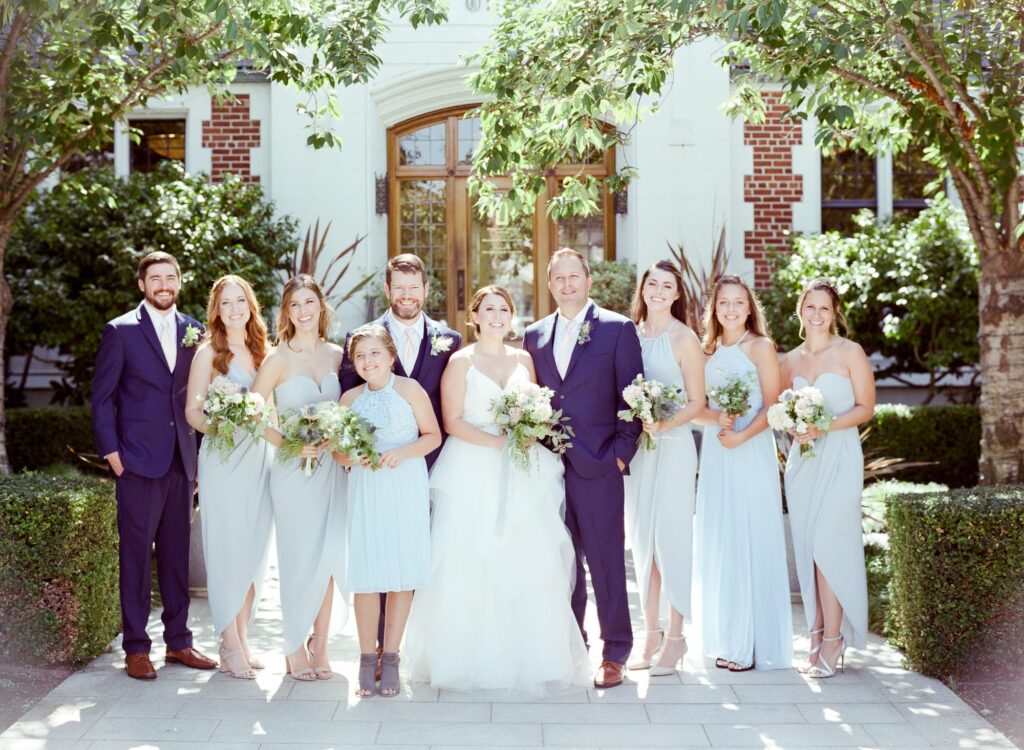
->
<box><xmin>165</xmin><ymin>647</ymin><xmax>218</xmax><ymax>670</ymax></box>
<box><xmin>594</xmin><ymin>660</ymin><xmax>624</xmax><ymax>688</ymax></box>
<box><xmin>125</xmin><ymin>653</ymin><xmax>157</xmax><ymax>680</ymax></box>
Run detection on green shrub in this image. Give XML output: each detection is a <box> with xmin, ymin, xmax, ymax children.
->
<box><xmin>864</xmin><ymin>542</ymin><xmax>890</xmax><ymax>636</ymax></box>
<box><xmin>6</xmin><ymin>162</ymin><xmax>296</xmax><ymax>403</ymax></box>
<box><xmin>589</xmin><ymin>260</ymin><xmax>636</xmax><ymax>316</ymax></box>
<box><xmin>760</xmin><ymin>197</ymin><xmax>978</xmax><ymax>400</ymax></box>
<box><xmin>885</xmin><ymin>485</ymin><xmax>1024</xmax><ymax>679</ymax></box>
<box><xmin>866</xmin><ymin>404</ymin><xmax>979</xmax><ymax>488</ymax></box>
<box><xmin>0</xmin><ymin>473</ymin><xmax>120</xmax><ymax>665</ymax></box>
<box><xmin>4</xmin><ymin>407</ymin><xmax>95</xmax><ymax>473</ymax></box>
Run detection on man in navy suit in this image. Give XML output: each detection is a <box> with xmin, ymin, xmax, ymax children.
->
<box><xmin>524</xmin><ymin>248</ymin><xmax>643</xmax><ymax>688</ymax></box>
<box><xmin>339</xmin><ymin>252</ymin><xmax>461</xmax><ymax>668</ymax></box>
<box><xmin>92</xmin><ymin>251</ymin><xmax>217</xmax><ymax>680</ymax></box>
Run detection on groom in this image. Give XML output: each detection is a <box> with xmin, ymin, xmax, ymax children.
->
<box><xmin>525</xmin><ymin>248</ymin><xmax>643</xmax><ymax>688</ymax></box>
<box><xmin>92</xmin><ymin>251</ymin><xmax>216</xmax><ymax>680</ymax></box>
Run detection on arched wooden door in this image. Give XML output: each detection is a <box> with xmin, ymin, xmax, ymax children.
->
<box><xmin>388</xmin><ymin>106</ymin><xmax>616</xmax><ymax>333</ymax></box>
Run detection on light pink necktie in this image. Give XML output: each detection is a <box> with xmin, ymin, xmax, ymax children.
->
<box><xmin>555</xmin><ymin>318</ymin><xmax>576</xmax><ymax>378</ymax></box>
<box><xmin>161</xmin><ymin>317</ymin><xmax>177</xmax><ymax>371</ymax></box>
<box><xmin>403</xmin><ymin>328</ymin><xmax>417</xmax><ymax>374</ymax></box>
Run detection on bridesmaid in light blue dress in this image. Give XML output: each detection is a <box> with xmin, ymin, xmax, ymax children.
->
<box><xmin>252</xmin><ymin>275</ymin><xmax>348</xmax><ymax>682</ymax></box>
<box><xmin>693</xmin><ymin>275</ymin><xmax>792</xmax><ymax>672</ymax></box>
<box><xmin>781</xmin><ymin>279</ymin><xmax>875</xmax><ymax>678</ymax></box>
<box><xmin>185</xmin><ymin>275</ymin><xmax>273</xmax><ymax>679</ymax></box>
<box><xmin>335</xmin><ymin>324</ymin><xmax>440</xmax><ymax>698</ymax></box>
<box><xmin>623</xmin><ymin>261</ymin><xmax>706</xmax><ymax>676</ymax></box>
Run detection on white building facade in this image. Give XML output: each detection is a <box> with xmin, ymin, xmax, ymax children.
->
<box><xmin>112</xmin><ymin>4</ymin><xmax>937</xmax><ymax>334</ymax></box>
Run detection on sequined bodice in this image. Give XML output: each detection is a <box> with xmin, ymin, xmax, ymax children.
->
<box><xmin>352</xmin><ymin>374</ymin><xmax>419</xmax><ymax>452</ymax></box>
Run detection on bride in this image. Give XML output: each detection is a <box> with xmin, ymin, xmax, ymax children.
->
<box><xmin>405</xmin><ymin>285</ymin><xmax>590</xmax><ymax>695</ymax></box>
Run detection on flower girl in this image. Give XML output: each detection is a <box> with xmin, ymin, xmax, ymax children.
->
<box><xmin>336</xmin><ymin>325</ymin><xmax>441</xmax><ymax>698</ymax></box>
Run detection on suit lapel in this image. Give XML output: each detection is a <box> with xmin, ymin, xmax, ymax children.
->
<box><xmin>379</xmin><ymin>316</ymin><xmax>409</xmax><ymax>378</ymax></box>
<box><xmin>136</xmin><ymin>303</ymin><xmax>168</xmax><ymax>368</ymax></box>
<box><xmin>562</xmin><ymin>303</ymin><xmax>597</xmax><ymax>382</ymax></box>
<box><xmin>537</xmin><ymin>313</ymin><xmax>562</xmax><ymax>385</ymax></box>
<box><xmin>410</xmin><ymin>317</ymin><xmax>432</xmax><ymax>381</ymax></box>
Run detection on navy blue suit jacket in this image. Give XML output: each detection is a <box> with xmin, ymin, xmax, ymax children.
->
<box><xmin>339</xmin><ymin>313</ymin><xmax>461</xmax><ymax>468</ymax></box>
<box><xmin>524</xmin><ymin>303</ymin><xmax>643</xmax><ymax>479</ymax></box>
<box><xmin>91</xmin><ymin>303</ymin><xmax>203</xmax><ymax>481</ymax></box>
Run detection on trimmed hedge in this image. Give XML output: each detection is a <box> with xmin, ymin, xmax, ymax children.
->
<box><xmin>886</xmin><ymin>485</ymin><xmax>1024</xmax><ymax>679</ymax></box>
<box><xmin>4</xmin><ymin>406</ymin><xmax>95</xmax><ymax>473</ymax></box>
<box><xmin>865</xmin><ymin>404</ymin><xmax>979</xmax><ymax>488</ymax></box>
<box><xmin>0</xmin><ymin>473</ymin><xmax>120</xmax><ymax>665</ymax></box>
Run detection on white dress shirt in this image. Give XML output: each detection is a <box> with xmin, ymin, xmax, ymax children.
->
<box><xmin>144</xmin><ymin>301</ymin><xmax>177</xmax><ymax>371</ymax></box>
<box><xmin>554</xmin><ymin>300</ymin><xmax>593</xmax><ymax>378</ymax></box>
<box><xmin>386</xmin><ymin>309</ymin><xmax>424</xmax><ymax>376</ymax></box>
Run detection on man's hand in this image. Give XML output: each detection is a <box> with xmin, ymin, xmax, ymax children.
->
<box><xmin>616</xmin><ymin>457</ymin><xmax>626</xmax><ymax>473</ymax></box>
<box><xmin>106</xmin><ymin>451</ymin><xmax>125</xmax><ymax>477</ymax></box>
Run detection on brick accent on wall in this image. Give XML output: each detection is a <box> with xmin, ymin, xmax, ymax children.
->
<box><xmin>743</xmin><ymin>93</ymin><xmax>803</xmax><ymax>287</ymax></box>
<box><xmin>201</xmin><ymin>94</ymin><xmax>261</xmax><ymax>183</ymax></box>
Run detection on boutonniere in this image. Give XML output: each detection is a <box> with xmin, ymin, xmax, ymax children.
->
<box><xmin>430</xmin><ymin>332</ymin><xmax>454</xmax><ymax>356</ymax></box>
<box><xmin>181</xmin><ymin>324</ymin><xmax>202</xmax><ymax>348</ymax></box>
<box><xmin>576</xmin><ymin>320</ymin><xmax>592</xmax><ymax>346</ymax></box>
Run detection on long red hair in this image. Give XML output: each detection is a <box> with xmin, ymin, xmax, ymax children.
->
<box><xmin>205</xmin><ymin>275</ymin><xmax>269</xmax><ymax>374</ymax></box>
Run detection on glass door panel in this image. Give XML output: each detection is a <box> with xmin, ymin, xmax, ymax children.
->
<box><xmin>397</xmin><ymin>179</ymin><xmax>449</xmax><ymax>321</ymax></box>
<box><xmin>468</xmin><ymin>187</ymin><xmax>536</xmax><ymax>333</ymax></box>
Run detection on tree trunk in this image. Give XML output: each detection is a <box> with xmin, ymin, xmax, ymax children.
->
<box><xmin>0</xmin><ymin>223</ymin><xmax>14</xmax><ymax>474</ymax></box>
<box><xmin>977</xmin><ymin>247</ymin><xmax>1024</xmax><ymax>485</ymax></box>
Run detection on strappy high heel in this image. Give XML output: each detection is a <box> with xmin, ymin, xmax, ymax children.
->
<box><xmin>650</xmin><ymin>635</ymin><xmax>687</xmax><ymax>676</ymax></box>
<box><xmin>627</xmin><ymin>629</ymin><xmax>665</xmax><ymax>670</ymax></box>
<box><xmin>356</xmin><ymin>653</ymin><xmax>377</xmax><ymax>697</ymax></box>
<box><xmin>307</xmin><ymin>634</ymin><xmax>333</xmax><ymax>680</ymax></box>
<box><xmin>241</xmin><ymin>641</ymin><xmax>264</xmax><ymax>670</ymax></box>
<box><xmin>218</xmin><ymin>644</ymin><xmax>256</xmax><ymax>680</ymax></box>
<box><xmin>378</xmin><ymin>652</ymin><xmax>401</xmax><ymax>697</ymax></box>
<box><xmin>799</xmin><ymin>627</ymin><xmax>825</xmax><ymax>674</ymax></box>
<box><xmin>808</xmin><ymin>634</ymin><xmax>846</xmax><ymax>678</ymax></box>
<box><xmin>285</xmin><ymin>650</ymin><xmax>317</xmax><ymax>682</ymax></box>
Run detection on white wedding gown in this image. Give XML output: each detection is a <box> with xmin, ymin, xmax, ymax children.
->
<box><xmin>405</xmin><ymin>363</ymin><xmax>590</xmax><ymax>695</ymax></box>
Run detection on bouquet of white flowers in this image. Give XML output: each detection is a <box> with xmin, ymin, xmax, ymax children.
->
<box><xmin>708</xmin><ymin>370</ymin><xmax>755</xmax><ymax>418</ymax></box>
<box><xmin>767</xmin><ymin>386</ymin><xmax>833</xmax><ymax>458</ymax></box>
<box><xmin>202</xmin><ymin>375</ymin><xmax>270</xmax><ymax>460</ymax></box>
<box><xmin>492</xmin><ymin>382</ymin><xmax>574</xmax><ymax>471</ymax></box>
<box><xmin>617</xmin><ymin>374</ymin><xmax>684</xmax><ymax>450</ymax></box>
<box><xmin>318</xmin><ymin>402</ymin><xmax>380</xmax><ymax>471</ymax></box>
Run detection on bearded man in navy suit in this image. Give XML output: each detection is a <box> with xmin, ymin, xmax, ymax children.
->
<box><xmin>92</xmin><ymin>251</ymin><xmax>217</xmax><ymax>680</ymax></box>
<box><xmin>524</xmin><ymin>248</ymin><xmax>644</xmax><ymax>688</ymax></box>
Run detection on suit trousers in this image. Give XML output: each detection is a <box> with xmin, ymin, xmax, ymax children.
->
<box><xmin>115</xmin><ymin>447</ymin><xmax>194</xmax><ymax>655</ymax></box>
<box><xmin>564</xmin><ymin>463</ymin><xmax>633</xmax><ymax>664</ymax></box>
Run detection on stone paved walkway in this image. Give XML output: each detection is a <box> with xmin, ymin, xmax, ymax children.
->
<box><xmin>2</xmin><ymin>554</ymin><xmax>1018</xmax><ymax>750</ymax></box>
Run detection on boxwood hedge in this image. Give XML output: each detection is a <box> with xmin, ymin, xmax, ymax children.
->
<box><xmin>0</xmin><ymin>473</ymin><xmax>120</xmax><ymax>664</ymax></box>
<box><xmin>866</xmin><ymin>404</ymin><xmax>979</xmax><ymax>488</ymax></box>
<box><xmin>885</xmin><ymin>485</ymin><xmax>1024</xmax><ymax>679</ymax></box>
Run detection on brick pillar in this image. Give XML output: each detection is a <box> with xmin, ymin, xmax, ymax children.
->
<box><xmin>201</xmin><ymin>94</ymin><xmax>261</xmax><ymax>183</ymax></box>
<box><xmin>743</xmin><ymin>93</ymin><xmax>803</xmax><ymax>288</ymax></box>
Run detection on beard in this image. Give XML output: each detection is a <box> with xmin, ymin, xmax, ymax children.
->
<box><xmin>146</xmin><ymin>288</ymin><xmax>179</xmax><ymax>311</ymax></box>
<box><xmin>390</xmin><ymin>298</ymin><xmax>423</xmax><ymax>321</ymax></box>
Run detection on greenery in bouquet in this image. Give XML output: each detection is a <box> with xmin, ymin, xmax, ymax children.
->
<box><xmin>492</xmin><ymin>382</ymin><xmax>574</xmax><ymax>471</ymax></box>
<box><xmin>318</xmin><ymin>403</ymin><xmax>381</xmax><ymax>471</ymax></box>
<box><xmin>277</xmin><ymin>404</ymin><xmax>328</xmax><ymax>476</ymax></box>
<box><xmin>202</xmin><ymin>375</ymin><xmax>270</xmax><ymax>460</ymax></box>
<box><xmin>708</xmin><ymin>370</ymin><xmax>755</xmax><ymax>418</ymax></box>
<box><xmin>617</xmin><ymin>374</ymin><xmax>684</xmax><ymax>450</ymax></box>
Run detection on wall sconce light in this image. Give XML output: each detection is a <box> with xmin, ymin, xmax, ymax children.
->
<box><xmin>614</xmin><ymin>188</ymin><xmax>628</xmax><ymax>215</ymax></box>
<box><xmin>375</xmin><ymin>173</ymin><xmax>388</xmax><ymax>215</ymax></box>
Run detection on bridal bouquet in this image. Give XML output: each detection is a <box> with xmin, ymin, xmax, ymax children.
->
<box><xmin>767</xmin><ymin>386</ymin><xmax>833</xmax><ymax>458</ymax></box>
<box><xmin>708</xmin><ymin>370</ymin><xmax>755</xmax><ymax>418</ymax></box>
<box><xmin>492</xmin><ymin>382</ymin><xmax>574</xmax><ymax>471</ymax></box>
<box><xmin>617</xmin><ymin>374</ymin><xmax>684</xmax><ymax>451</ymax></box>
<box><xmin>202</xmin><ymin>375</ymin><xmax>270</xmax><ymax>459</ymax></box>
<box><xmin>318</xmin><ymin>403</ymin><xmax>380</xmax><ymax>471</ymax></box>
